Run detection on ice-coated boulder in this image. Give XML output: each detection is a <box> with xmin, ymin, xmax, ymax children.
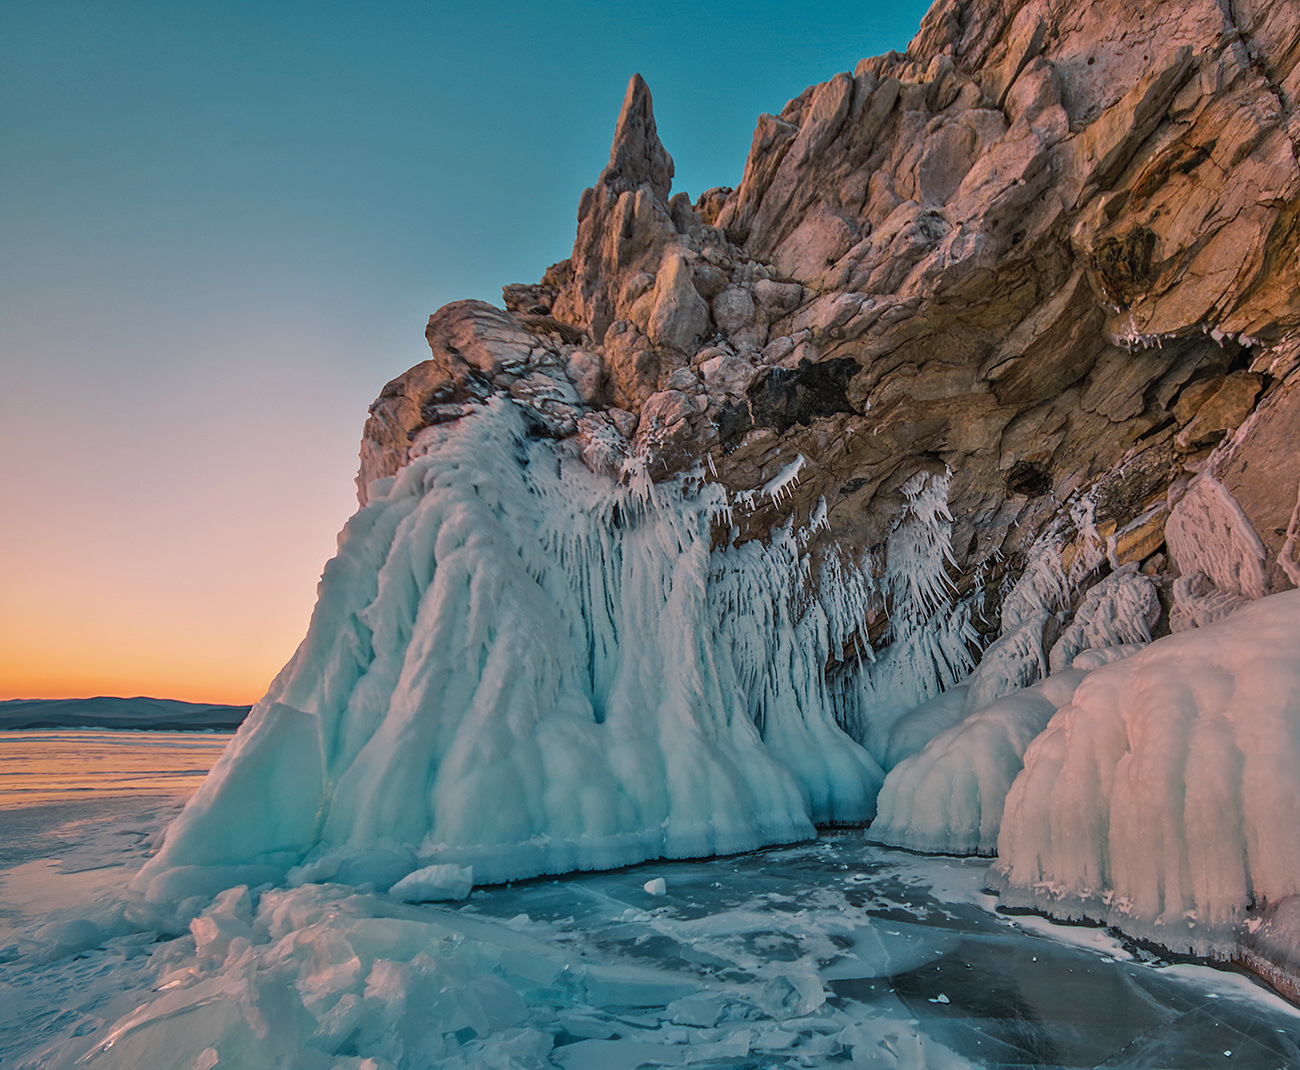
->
<box><xmin>993</xmin><ymin>590</ymin><xmax>1300</xmax><ymax>958</ymax></box>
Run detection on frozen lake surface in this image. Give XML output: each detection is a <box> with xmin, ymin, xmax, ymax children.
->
<box><xmin>2</xmin><ymin>732</ymin><xmax>1299</xmax><ymax>1068</ymax></box>
<box><xmin>0</xmin><ymin>729</ymin><xmax>232</xmax><ymax>806</ymax></box>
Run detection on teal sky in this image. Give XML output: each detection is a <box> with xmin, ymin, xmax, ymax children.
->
<box><xmin>0</xmin><ymin>0</ymin><xmax>933</xmax><ymax>702</ymax></box>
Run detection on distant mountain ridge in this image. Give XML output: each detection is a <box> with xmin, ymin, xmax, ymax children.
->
<box><xmin>0</xmin><ymin>696</ymin><xmax>251</xmax><ymax>731</ymax></box>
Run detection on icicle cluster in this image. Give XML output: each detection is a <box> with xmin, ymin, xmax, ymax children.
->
<box><xmin>835</xmin><ymin>470</ymin><xmax>978</xmax><ymax>759</ymax></box>
<box><xmin>135</xmin><ymin>402</ymin><xmax>886</xmax><ymax>903</ymax></box>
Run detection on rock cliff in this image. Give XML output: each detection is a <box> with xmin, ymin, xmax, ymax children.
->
<box><xmin>133</xmin><ymin>0</ymin><xmax>1300</xmax><ymax>1000</ymax></box>
<box><xmin>360</xmin><ymin>0</ymin><xmax>1300</xmax><ymax>657</ymax></box>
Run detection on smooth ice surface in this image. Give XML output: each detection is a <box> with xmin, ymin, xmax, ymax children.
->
<box><xmin>882</xmin><ymin>684</ymin><xmax>970</xmax><ymax>771</ymax></box>
<box><xmin>994</xmin><ymin>590</ymin><xmax>1300</xmax><ymax>956</ymax></box>
<box><xmin>135</xmin><ymin>402</ymin><xmax>887</xmax><ymax>901</ymax></box>
<box><xmin>869</xmin><ymin>669</ymin><xmax>1089</xmax><ymax>856</ymax></box>
<box><xmin>10</xmin><ymin>792</ymin><xmax>1300</xmax><ymax>1070</ymax></box>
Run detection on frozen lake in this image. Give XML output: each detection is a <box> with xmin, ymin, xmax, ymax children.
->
<box><xmin>0</xmin><ymin>729</ymin><xmax>232</xmax><ymax>806</ymax></box>
<box><xmin>2</xmin><ymin>732</ymin><xmax>1299</xmax><ymax>1068</ymax></box>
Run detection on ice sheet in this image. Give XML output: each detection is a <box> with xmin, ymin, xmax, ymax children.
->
<box><xmin>10</xmin><ymin>798</ymin><xmax>1300</xmax><ymax>1070</ymax></box>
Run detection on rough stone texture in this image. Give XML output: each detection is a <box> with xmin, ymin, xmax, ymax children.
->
<box><xmin>360</xmin><ymin>0</ymin><xmax>1300</xmax><ymax>627</ymax></box>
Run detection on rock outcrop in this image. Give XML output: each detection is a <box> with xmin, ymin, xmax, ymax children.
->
<box><xmin>267</xmin><ymin>0</ymin><xmax>1300</xmax><ymax>1001</ymax></box>
<box><xmin>361</xmin><ymin>0</ymin><xmax>1300</xmax><ymax>661</ymax></box>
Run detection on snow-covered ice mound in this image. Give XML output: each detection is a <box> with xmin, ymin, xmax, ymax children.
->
<box><xmin>992</xmin><ymin>589</ymin><xmax>1300</xmax><ymax>957</ymax></box>
<box><xmin>880</xmin><ymin>684</ymin><xmax>970</xmax><ymax>771</ymax></box>
<box><xmin>868</xmin><ymin>667</ymin><xmax>1090</xmax><ymax>856</ymax></box>
<box><xmin>135</xmin><ymin>401</ymin><xmax>884</xmax><ymax>902</ymax></box>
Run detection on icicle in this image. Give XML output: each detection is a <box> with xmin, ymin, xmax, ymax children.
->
<box><xmin>839</xmin><ymin>469</ymin><xmax>978</xmax><ymax>760</ymax></box>
<box><xmin>735</xmin><ymin>454</ymin><xmax>806</xmax><ymax>509</ymax></box>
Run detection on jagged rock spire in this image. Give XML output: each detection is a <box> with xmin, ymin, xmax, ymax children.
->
<box><xmin>603</xmin><ymin>73</ymin><xmax>674</xmax><ymax>203</ymax></box>
<box><xmin>549</xmin><ymin>74</ymin><xmax>682</xmax><ymax>343</ymax></box>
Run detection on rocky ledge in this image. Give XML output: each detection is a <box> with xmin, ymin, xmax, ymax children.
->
<box><xmin>362</xmin><ymin>0</ymin><xmax>1300</xmax><ymax>631</ymax></box>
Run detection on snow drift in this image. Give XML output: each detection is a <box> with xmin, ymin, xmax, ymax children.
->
<box><xmin>992</xmin><ymin>589</ymin><xmax>1300</xmax><ymax>956</ymax></box>
<box><xmin>135</xmin><ymin>401</ymin><xmax>895</xmax><ymax>902</ymax></box>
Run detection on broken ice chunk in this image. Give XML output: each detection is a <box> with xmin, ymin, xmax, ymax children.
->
<box><xmin>756</xmin><ymin>972</ymin><xmax>825</xmax><ymax>1019</ymax></box>
<box><xmin>389</xmin><ymin>863</ymin><xmax>474</xmax><ymax>902</ymax></box>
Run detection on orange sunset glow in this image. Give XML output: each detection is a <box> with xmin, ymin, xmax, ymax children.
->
<box><xmin>0</xmin><ymin>332</ymin><xmax>373</xmax><ymax>706</ymax></box>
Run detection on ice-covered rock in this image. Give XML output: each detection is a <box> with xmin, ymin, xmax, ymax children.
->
<box><xmin>993</xmin><ymin>590</ymin><xmax>1300</xmax><ymax>958</ymax></box>
<box><xmin>1047</xmin><ymin>566</ymin><xmax>1159</xmax><ymax>672</ymax></box>
<box><xmin>869</xmin><ymin>667</ymin><xmax>1089</xmax><ymax>856</ymax></box>
<box><xmin>135</xmin><ymin>402</ymin><xmax>884</xmax><ymax>902</ymax></box>
<box><xmin>142</xmin><ymin>0</ymin><xmax>1300</xmax><ymax>996</ymax></box>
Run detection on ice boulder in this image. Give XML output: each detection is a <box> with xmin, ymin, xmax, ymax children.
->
<box><xmin>993</xmin><ymin>589</ymin><xmax>1300</xmax><ymax>957</ymax></box>
<box><xmin>868</xmin><ymin>668</ymin><xmax>1090</xmax><ymax>855</ymax></box>
<box><xmin>390</xmin><ymin>864</ymin><xmax>474</xmax><ymax>902</ymax></box>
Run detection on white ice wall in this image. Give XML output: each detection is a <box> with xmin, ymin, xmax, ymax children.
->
<box><xmin>993</xmin><ymin>590</ymin><xmax>1300</xmax><ymax>956</ymax></box>
<box><xmin>135</xmin><ymin>402</ymin><xmax>888</xmax><ymax>903</ymax></box>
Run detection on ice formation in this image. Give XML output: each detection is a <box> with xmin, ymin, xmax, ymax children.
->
<box><xmin>135</xmin><ymin>401</ymin><xmax>891</xmax><ymax>903</ymax></box>
<box><xmin>868</xmin><ymin>667</ymin><xmax>1089</xmax><ymax>856</ymax></box>
<box><xmin>881</xmin><ymin>684</ymin><xmax>970</xmax><ymax>771</ymax></box>
<box><xmin>960</xmin><ymin>539</ymin><xmax>1068</xmax><ymax>714</ymax></box>
<box><xmin>1046</xmin><ymin>565</ymin><xmax>1159</xmax><ymax>672</ymax></box>
<box><xmin>993</xmin><ymin>590</ymin><xmax>1300</xmax><ymax>956</ymax></box>
<box><xmin>835</xmin><ymin>469</ymin><xmax>978</xmax><ymax>759</ymax></box>
<box><xmin>1167</xmin><ymin>474</ymin><xmax>1269</xmax><ymax>630</ymax></box>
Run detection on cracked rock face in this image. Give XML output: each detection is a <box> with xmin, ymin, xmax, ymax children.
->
<box><xmin>360</xmin><ymin>0</ymin><xmax>1300</xmax><ymax>635</ymax></box>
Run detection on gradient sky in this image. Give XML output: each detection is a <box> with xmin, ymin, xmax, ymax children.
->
<box><xmin>0</xmin><ymin>0</ymin><xmax>933</xmax><ymax>705</ymax></box>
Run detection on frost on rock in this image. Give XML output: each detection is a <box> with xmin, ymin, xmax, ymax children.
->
<box><xmin>134</xmin><ymin>401</ymin><xmax>883</xmax><ymax>903</ymax></box>
<box><xmin>1167</xmin><ymin>474</ymin><xmax>1269</xmax><ymax>631</ymax></box>
<box><xmin>838</xmin><ymin>470</ymin><xmax>978</xmax><ymax>761</ymax></box>
<box><xmin>868</xmin><ymin>667</ymin><xmax>1088</xmax><ymax>856</ymax></box>
<box><xmin>993</xmin><ymin>590</ymin><xmax>1300</xmax><ymax>957</ymax></box>
<box><xmin>1047</xmin><ymin>565</ymin><xmax>1159</xmax><ymax>672</ymax></box>
<box><xmin>962</xmin><ymin>539</ymin><xmax>1068</xmax><ymax>714</ymax></box>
